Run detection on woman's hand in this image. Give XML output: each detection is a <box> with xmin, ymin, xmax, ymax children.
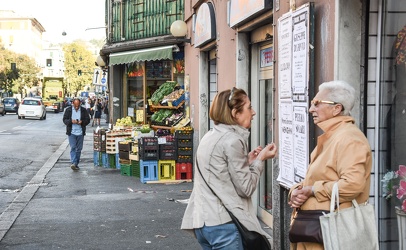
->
<box><xmin>256</xmin><ymin>143</ymin><xmax>277</xmax><ymax>161</ymax></box>
<box><xmin>248</xmin><ymin>146</ymin><xmax>263</xmax><ymax>164</ymax></box>
<box><xmin>288</xmin><ymin>185</ymin><xmax>313</xmax><ymax>208</ymax></box>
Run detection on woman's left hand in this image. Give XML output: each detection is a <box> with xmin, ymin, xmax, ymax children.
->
<box><xmin>248</xmin><ymin>146</ymin><xmax>263</xmax><ymax>164</ymax></box>
<box><xmin>289</xmin><ymin>185</ymin><xmax>313</xmax><ymax>208</ymax></box>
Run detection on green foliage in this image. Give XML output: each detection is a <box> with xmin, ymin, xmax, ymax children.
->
<box><xmin>63</xmin><ymin>42</ymin><xmax>96</xmax><ymax>96</ymax></box>
<box><xmin>0</xmin><ymin>44</ymin><xmax>40</xmax><ymax>96</ymax></box>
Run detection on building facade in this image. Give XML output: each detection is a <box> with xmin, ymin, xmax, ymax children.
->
<box><xmin>0</xmin><ymin>10</ymin><xmax>45</xmax><ymax>68</ymax></box>
<box><xmin>102</xmin><ymin>0</ymin><xmax>406</xmax><ymax>248</ymax></box>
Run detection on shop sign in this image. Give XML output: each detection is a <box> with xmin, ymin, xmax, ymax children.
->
<box><xmin>229</xmin><ymin>0</ymin><xmax>272</xmax><ymax>28</ymax></box>
<box><xmin>194</xmin><ymin>3</ymin><xmax>216</xmax><ymax>48</ymax></box>
<box><xmin>260</xmin><ymin>47</ymin><xmax>273</xmax><ymax>68</ymax></box>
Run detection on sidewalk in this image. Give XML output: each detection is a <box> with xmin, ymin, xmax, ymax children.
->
<box><xmin>0</xmin><ymin>133</ymin><xmax>200</xmax><ymax>249</ymax></box>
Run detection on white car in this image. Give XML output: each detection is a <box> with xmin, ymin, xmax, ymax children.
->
<box><xmin>18</xmin><ymin>97</ymin><xmax>46</xmax><ymax>120</ymax></box>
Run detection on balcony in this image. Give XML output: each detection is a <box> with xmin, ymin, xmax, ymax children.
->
<box><xmin>110</xmin><ymin>0</ymin><xmax>184</xmax><ymax>43</ymax></box>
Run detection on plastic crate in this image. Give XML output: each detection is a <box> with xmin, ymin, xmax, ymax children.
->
<box><xmin>120</xmin><ymin>164</ymin><xmax>132</xmax><ymax>176</ymax></box>
<box><xmin>177</xmin><ymin>156</ymin><xmax>193</xmax><ymax>163</ymax></box>
<box><xmin>159</xmin><ymin>160</ymin><xmax>176</xmax><ymax>180</ymax></box>
<box><xmin>178</xmin><ymin>147</ymin><xmax>193</xmax><ymax>156</ymax></box>
<box><xmin>119</xmin><ymin>150</ymin><xmax>130</xmax><ymax>160</ymax></box>
<box><xmin>139</xmin><ymin>150</ymin><xmax>158</xmax><ymax>161</ymax></box>
<box><xmin>159</xmin><ymin>148</ymin><xmax>177</xmax><ymax>160</ymax></box>
<box><xmin>139</xmin><ymin>137</ymin><xmax>158</xmax><ymax>150</ymax></box>
<box><xmin>131</xmin><ymin>160</ymin><xmax>140</xmax><ymax>178</ymax></box>
<box><xmin>93</xmin><ymin>141</ymin><xmax>106</xmax><ymax>152</ymax></box>
<box><xmin>171</xmin><ymin>93</ymin><xmax>185</xmax><ymax>107</ymax></box>
<box><xmin>115</xmin><ymin>153</ymin><xmax>121</xmax><ymax>169</ymax></box>
<box><xmin>176</xmin><ymin>162</ymin><xmax>193</xmax><ymax>180</ymax></box>
<box><xmin>177</xmin><ymin>139</ymin><xmax>193</xmax><ymax>148</ymax></box>
<box><xmin>108</xmin><ymin>154</ymin><xmax>116</xmax><ymax>169</ymax></box>
<box><xmin>118</xmin><ymin>141</ymin><xmax>132</xmax><ymax>151</ymax></box>
<box><xmin>158</xmin><ymin>135</ymin><xmax>177</xmax><ymax>149</ymax></box>
<box><xmin>175</xmin><ymin>129</ymin><xmax>193</xmax><ymax>140</ymax></box>
<box><xmin>140</xmin><ymin>160</ymin><xmax>158</xmax><ymax>183</ymax></box>
<box><xmin>101</xmin><ymin>152</ymin><xmax>108</xmax><ymax>168</ymax></box>
<box><xmin>93</xmin><ymin>151</ymin><xmax>102</xmax><ymax>166</ymax></box>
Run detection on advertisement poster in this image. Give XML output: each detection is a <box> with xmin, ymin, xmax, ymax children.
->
<box><xmin>277</xmin><ymin>100</ymin><xmax>294</xmax><ymax>187</ymax></box>
<box><xmin>291</xmin><ymin>8</ymin><xmax>308</xmax><ymax>95</ymax></box>
<box><xmin>292</xmin><ymin>105</ymin><xmax>309</xmax><ymax>182</ymax></box>
<box><xmin>277</xmin><ymin>3</ymin><xmax>313</xmax><ymax>189</ymax></box>
<box><xmin>278</xmin><ymin>13</ymin><xmax>292</xmax><ymax>99</ymax></box>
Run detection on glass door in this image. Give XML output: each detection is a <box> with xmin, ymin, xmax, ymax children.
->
<box><xmin>252</xmin><ymin>43</ymin><xmax>274</xmax><ymax>225</ymax></box>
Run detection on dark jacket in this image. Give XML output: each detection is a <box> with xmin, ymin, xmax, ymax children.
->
<box><xmin>63</xmin><ymin>106</ymin><xmax>91</xmax><ymax>136</ymax></box>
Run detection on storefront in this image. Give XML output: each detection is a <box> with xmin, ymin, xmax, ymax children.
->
<box><xmin>368</xmin><ymin>1</ymin><xmax>406</xmax><ymax>249</ymax></box>
<box><xmin>108</xmin><ymin>45</ymin><xmax>185</xmax><ymax>126</ymax></box>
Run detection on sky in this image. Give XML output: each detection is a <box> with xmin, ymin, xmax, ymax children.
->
<box><xmin>0</xmin><ymin>0</ymin><xmax>106</xmax><ymax>43</ymax></box>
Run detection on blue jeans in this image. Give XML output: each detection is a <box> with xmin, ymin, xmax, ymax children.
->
<box><xmin>68</xmin><ymin>134</ymin><xmax>84</xmax><ymax>166</ymax></box>
<box><xmin>195</xmin><ymin>223</ymin><xmax>243</xmax><ymax>250</ymax></box>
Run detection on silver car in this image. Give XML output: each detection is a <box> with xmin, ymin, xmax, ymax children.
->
<box><xmin>0</xmin><ymin>98</ymin><xmax>4</xmax><ymax>116</ymax></box>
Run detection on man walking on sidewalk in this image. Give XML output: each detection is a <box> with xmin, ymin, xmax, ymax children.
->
<box><xmin>63</xmin><ymin>98</ymin><xmax>91</xmax><ymax>171</ymax></box>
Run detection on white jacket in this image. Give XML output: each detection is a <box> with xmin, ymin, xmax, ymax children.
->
<box><xmin>181</xmin><ymin>123</ymin><xmax>266</xmax><ymax>235</ymax></box>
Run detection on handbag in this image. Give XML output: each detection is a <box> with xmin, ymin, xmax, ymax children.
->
<box><xmin>196</xmin><ymin>161</ymin><xmax>272</xmax><ymax>250</ymax></box>
<box><xmin>289</xmin><ymin>209</ymin><xmax>328</xmax><ymax>243</ymax></box>
<box><xmin>319</xmin><ymin>182</ymin><xmax>379</xmax><ymax>250</ymax></box>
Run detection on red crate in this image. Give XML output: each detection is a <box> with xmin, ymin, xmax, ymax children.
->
<box><xmin>176</xmin><ymin>162</ymin><xmax>193</xmax><ymax>180</ymax></box>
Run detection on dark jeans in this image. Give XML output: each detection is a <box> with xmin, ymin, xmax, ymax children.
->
<box><xmin>68</xmin><ymin>134</ymin><xmax>84</xmax><ymax>166</ymax></box>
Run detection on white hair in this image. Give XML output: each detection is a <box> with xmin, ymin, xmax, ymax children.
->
<box><xmin>318</xmin><ymin>80</ymin><xmax>356</xmax><ymax>116</ymax></box>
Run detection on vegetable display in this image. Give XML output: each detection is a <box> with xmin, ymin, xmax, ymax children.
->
<box><xmin>150</xmin><ymin>81</ymin><xmax>178</xmax><ymax>104</ymax></box>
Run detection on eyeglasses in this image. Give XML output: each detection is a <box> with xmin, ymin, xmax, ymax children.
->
<box><xmin>311</xmin><ymin>99</ymin><xmax>344</xmax><ymax>110</ymax></box>
<box><xmin>229</xmin><ymin>87</ymin><xmax>236</xmax><ymax>101</ymax></box>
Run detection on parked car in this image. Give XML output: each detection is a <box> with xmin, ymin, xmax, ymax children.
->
<box><xmin>3</xmin><ymin>97</ymin><xmax>20</xmax><ymax>114</ymax></box>
<box><xmin>17</xmin><ymin>97</ymin><xmax>46</xmax><ymax>120</ymax></box>
<box><xmin>0</xmin><ymin>98</ymin><xmax>5</xmax><ymax>116</ymax></box>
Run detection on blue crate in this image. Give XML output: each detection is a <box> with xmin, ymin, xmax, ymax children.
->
<box><xmin>140</xmin><ymin>160</ymin><xmax>158</xmax><ymax>183</ymax></box>
<box><xmin>115</xmin><ymin>153</ymin><xmax>121</xmax><ymax>169</ymax></box>
<box><xmin>171</xmin><ymin>94</ymin><xmax>185</xmax><ymax>107</ymax></box>
<box><xmin>93</xmin><ymin>151</ymin><xmax>101</xmax><ymax>166</ymax></box>
<box><xmin>101</xmin><ymin>152</ymin><xmax>109</xmax><ymax>168</ymax></box>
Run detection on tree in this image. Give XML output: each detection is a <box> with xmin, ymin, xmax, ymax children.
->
<box><xmin>63</xmin><ymin>42</ymin><xmax>95</xmax><ymax>96</ymax></box>
<box><xmin>0</xmin><ymin>44</ymin><xmax>40</xmax><ymax>97</ymax></box>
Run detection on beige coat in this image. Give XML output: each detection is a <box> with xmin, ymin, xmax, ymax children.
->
<box><xmin>290</xmin><ymin>116</ymin><xmax>372</xmax><ymax>250</ymax></box>
<box><xmin>181</xmin><ymin>123</ymin><xmax>267</xmax><ymax>236</ymax></box>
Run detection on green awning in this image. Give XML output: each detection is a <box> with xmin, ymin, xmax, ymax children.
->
<box><xmin>109</xmin><ymin>45</ymin><xmax>174</xmax><ymax>65</ymax></box>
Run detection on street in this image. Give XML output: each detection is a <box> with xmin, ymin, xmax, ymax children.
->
<box><xmin>0</xmin><ymin>112</ymin><xmax>199</xmax><ymax>249</ymax></box>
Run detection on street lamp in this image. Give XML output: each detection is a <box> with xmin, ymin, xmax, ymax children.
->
<box><xmin>170</xmin><ymin>20</ymin><xmax>191</xmax><ymax>44</ymax></box>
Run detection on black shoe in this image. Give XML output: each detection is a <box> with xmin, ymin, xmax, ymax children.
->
<box><xmin>70</xmin><ymin>164</ymin><xmax>79</xmax><ymax>171</ymax></box>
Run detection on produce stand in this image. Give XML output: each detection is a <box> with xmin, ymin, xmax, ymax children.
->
<box><xmin>93</xmin><ymin>120</ymin><xmax>194</xmax><ymax>183</ymax></box>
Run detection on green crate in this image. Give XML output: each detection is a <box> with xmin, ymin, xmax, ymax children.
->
<box><xmin>131</xmin><ymin>160</ymin><xmax>140</xmax><ymax>178</ymax></box>
<box><xmin>108</xmin><ymin>154</ymin><xmax>116</xmax><ymax>169</ymax></box>
<box><xmin>120</xmin><ymin>164</ymin><xmax>132</xmax><ymax>176</ymax></box>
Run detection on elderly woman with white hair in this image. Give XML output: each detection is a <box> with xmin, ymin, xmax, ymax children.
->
<box><xmin>288</xmin><ymin>80</ymin><xmax>373</xmax><ymax>249</ymax></box>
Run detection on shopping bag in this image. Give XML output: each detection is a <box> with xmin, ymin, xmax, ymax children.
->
<box><xmin>319</xmin><ymin>182</ymin><xmax>379</xmax><ymax>250</ymax></box>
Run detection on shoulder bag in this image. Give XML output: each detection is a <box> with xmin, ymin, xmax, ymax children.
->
<box><xmin>289</xmin><ymin>208</ymin><xmax>328</xmax><ymax>243</ymax></box>
<box><xmin>196</xmin><ymin>161</ymin><xmax>272</xmax><ymax>250</ymax></box>
<box><xmin>319</xmin><ymin>182</ymin><xmax>379</xmax><ymax>250</ymax></box>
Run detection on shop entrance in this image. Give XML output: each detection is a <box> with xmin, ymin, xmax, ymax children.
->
<box><xmin>251</xmin><ymin>43</ymin><xmax>274</xmax><ymax>227</ymax></box>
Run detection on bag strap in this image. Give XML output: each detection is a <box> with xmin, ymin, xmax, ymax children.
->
<box><xmin>330</xmin><ymin>182</ymin><xmax>362</xmax><ymax>213</ymax></box>
<box><xmin>195</xmin><ymin>160</ymin><xmax>232</xmax><ymax>214</ymax></box>
<box><xmin>330</xmin><ymin>182</ymin><xmax>340</xmax><ymax>212</ymax></box>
